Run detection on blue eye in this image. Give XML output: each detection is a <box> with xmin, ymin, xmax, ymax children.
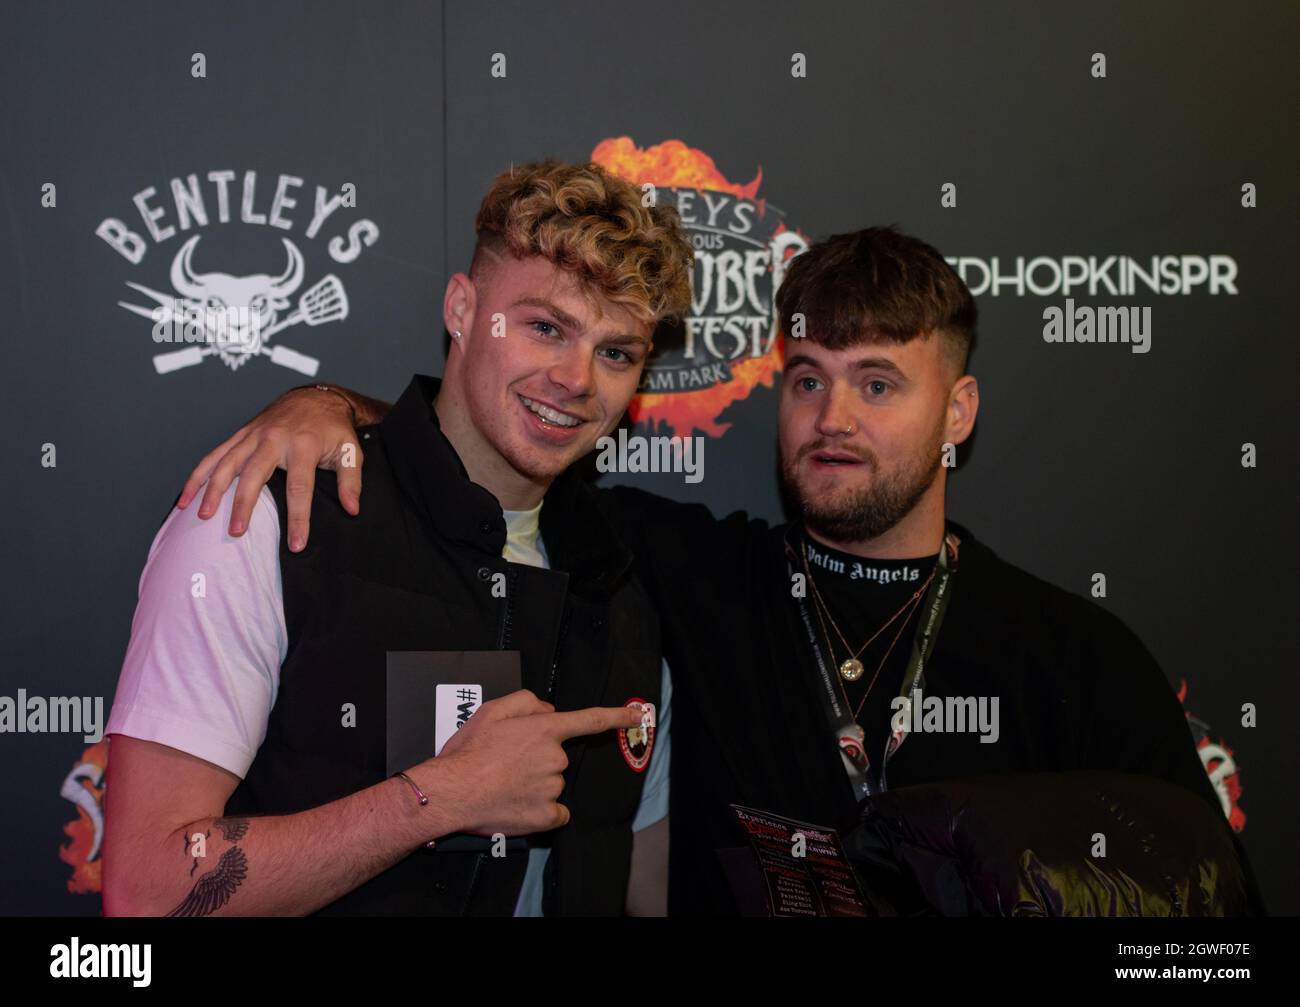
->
<box><xmin>867</xmin><ymin>380</ymin><xmax>891</xmax><ymax>395</ymax></box>
<box><xmin>532</xmin><ymin>320</ymin><xmax>559</xmax><ymax>337</ymax></box>
<box><xmin>600</xmin><ymin>347</ymin><xmax>633</xmax><ymax>364</ymax></box>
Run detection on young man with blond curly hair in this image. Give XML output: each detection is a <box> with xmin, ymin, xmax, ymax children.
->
<box><xmin>102</xmin><ymin>161</ymin><xmax>694</xmax><ymax>917</ymax></box>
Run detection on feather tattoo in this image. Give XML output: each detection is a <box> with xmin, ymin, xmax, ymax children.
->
<box><xmin>166</xmin><ymin>846</ymin><xmax>249</xmax><ymax>917</ymax></box>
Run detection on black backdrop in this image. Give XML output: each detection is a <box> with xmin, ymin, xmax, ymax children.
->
<box><xmin>1</xmin><ymin>0</ymin><xmax>1296</xmax><ymax>915</ymax></box>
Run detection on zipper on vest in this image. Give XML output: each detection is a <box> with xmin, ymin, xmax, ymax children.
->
<box><xmin>498</xmin><ymin>566</ymin><xmax>519</xmax><ymax>650</ymax></box>
<box><xmin>541</xmin><ymin>604</ymin><xmax>572</xmax><ymax>916</ymax></box>
<box><xmin>460</xmin><ymin>852</ymin><xmax>486</xmax><ymax>916</ymax></box>
<box><xmin>547</xmin><ymin>607</ymin><xmax>572</xmax><ymax>702</ymax></box>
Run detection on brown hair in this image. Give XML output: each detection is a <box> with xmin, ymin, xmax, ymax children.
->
<box><xmin>471</xmin><ymin>159</ymin><xmax>694</xmax><ymax>327</ymax></box>
<box><xmin>776</xmin><ymin>226</ymin><xmax>976</xmax><ymax>377</ymax></box>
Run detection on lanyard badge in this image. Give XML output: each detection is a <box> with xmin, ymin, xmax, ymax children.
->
<box><xmin>788</xmin><ymin>527</ymin><xmax>959</xmax><ymax>798</ymax></box>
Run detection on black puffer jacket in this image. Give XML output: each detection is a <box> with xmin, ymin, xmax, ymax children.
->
<box><xmin>844</xmin><ymin>771</ymin><xmax>1258</xmax><ymax>916</ymax></box>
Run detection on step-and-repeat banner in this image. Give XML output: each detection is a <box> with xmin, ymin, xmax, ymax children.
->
<box><xmin>1</xmin><ymin>0</ymin><xmax>1295</xmax><ymax>914</ymax></box>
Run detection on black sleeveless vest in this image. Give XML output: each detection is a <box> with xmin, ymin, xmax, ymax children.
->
<box><xmin>224</xmin><ymin>375</ymin><xmax>662</xmax><ymax>915</ymax></box>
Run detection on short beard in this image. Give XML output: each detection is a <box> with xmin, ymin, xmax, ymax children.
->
<box><xmin>780</xmin><ymin>431</ymin><xmax>944</xmax><ymax>544</ymax></box>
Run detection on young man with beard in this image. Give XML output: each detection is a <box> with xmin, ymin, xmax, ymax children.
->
<box><xmin>102</xmin><ymin>160</ymin><xmax>693</xmax><ymax>916</ymax></box>
<box><xmin>179</xmin><ymin>226</ymin><xmax>1251</xmax><ymax>915</ymax></box>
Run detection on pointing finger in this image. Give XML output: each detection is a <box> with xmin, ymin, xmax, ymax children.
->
<box><xmin>549</xmin><ymin>705</ymin><xmax>647</xmax><ymax>741</ymax></box>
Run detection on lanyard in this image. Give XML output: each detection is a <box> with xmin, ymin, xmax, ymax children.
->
<box><xmin>787</xmin><ymin>526</ymin><xmax>958</xmax><ymax>799</ymax></box>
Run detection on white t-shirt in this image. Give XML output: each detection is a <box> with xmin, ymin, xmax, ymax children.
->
<box><xmin>105</xmin><ymin>483</ymin><xmax>671</xmax><ymax>917</ymax></box>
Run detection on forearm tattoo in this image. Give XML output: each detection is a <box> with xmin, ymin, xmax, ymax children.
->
<box><xmin>214</xmin><ymin>816</ymin><xmax>250</xmax><ymax>841</ymax></box>
<box><xmin>171</xmin><ymin>816</ymin><xmax>253</xmax><ymax>916</ymax></box>
<box><xmin>167</xmin><ymin>847</ymin><xmax>249</xmax><ymax>917</ymax></box>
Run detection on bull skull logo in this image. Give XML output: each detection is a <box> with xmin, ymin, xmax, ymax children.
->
<box><xmin>118</xmin><ymin>235</ymin><xmax>348</xmax><ymax>376</ymax></box>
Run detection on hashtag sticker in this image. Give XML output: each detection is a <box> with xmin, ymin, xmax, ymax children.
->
<box><xmin>435</xmin><ymin>683</ymin><xmax>483</xmax><ymax>754</ymax></box>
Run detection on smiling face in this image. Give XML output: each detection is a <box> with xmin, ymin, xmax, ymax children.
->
<box><xmin>778</xmin><ymin>334</ymin><xmax>973</xmax><ymax>545</ymax></box>
<box><xmin>439</xmin><ymin>252</ymin><xmax>654</xmax><ymax>504</ymax></box>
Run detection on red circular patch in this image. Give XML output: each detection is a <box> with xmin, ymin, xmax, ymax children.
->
<box><xmin>618</xmin><ymin>697</ymin><xmax>655</xmax><ymax>773</ymax></box>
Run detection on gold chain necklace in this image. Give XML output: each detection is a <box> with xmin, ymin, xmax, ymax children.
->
<box><xmin>802</xmin><ymin>541</ymin><xmax>937</xmax><ymax>682</ymax></box>
<box><xmin>810</xmin><ymin>577</ymin><xmax>925</xmax><ymax>720</ymax></box>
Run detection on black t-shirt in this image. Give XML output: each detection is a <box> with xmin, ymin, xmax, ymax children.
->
<box><xmin>602</xmin><ymin>485</ymin><xmax>1246</xmax><ymax>916</ymax></box>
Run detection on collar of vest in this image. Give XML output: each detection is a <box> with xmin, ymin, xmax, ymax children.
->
<box><xmin>378</xmin><ymin>374</ymin><xmax>634</xmax><ymax>596</ymax></box>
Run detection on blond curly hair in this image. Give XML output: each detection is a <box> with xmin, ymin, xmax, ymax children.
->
<box><xmin>472</xmin><ymin>160</ymin><xmax>694</xmax><ymax>326</ymax></box>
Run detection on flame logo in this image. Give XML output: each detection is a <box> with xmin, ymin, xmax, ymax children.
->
<box><xmin>591</xmin><ymin>137</ymin><xmax>804</xmax><ymax>438</ymax></box>
<box><xmin>1177</xmin><ymin>680</ymin><xmax>1246</xmax><ymax>832</ymax></box>
<box><xmin>58</xmin><ymin>739</ymin><xmax>109</xmax><ymax>895</ymax></box>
